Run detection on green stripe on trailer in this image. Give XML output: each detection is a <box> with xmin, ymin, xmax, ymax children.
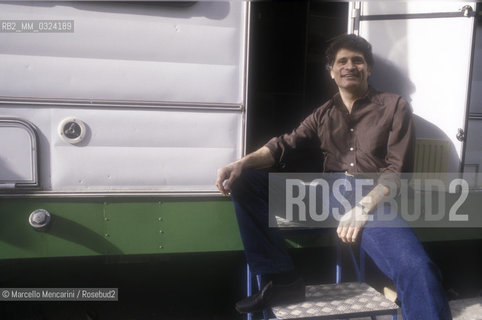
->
<box><xmin>1</xmin><ymin>193</ymin><xmax>481</xmax><ymax>260</ymax></box>
<box><xmin>0</xmin><ymin>198</ymin><xmax>243</xmax><ymax>260</ymax></box>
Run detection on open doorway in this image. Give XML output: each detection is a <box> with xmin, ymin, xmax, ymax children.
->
<box><xmin>246</xmin><ymin>1</ymin><xmax>348</xmax><ymax>158</ymax></box>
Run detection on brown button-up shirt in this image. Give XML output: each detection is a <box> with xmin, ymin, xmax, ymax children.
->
<box><xmin>265</xmin><ymin>87</ymin><xmax>415</xmax><ymax>190</ymax></box>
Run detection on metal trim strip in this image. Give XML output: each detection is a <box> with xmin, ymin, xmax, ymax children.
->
<box><xmin>468</xmin><ymin>114</ymin><xmax>482</xmax><ymax>120</ymax></box>
<box><xmin>349</xmin><ymin>2</ymin><xmax>362</xmax><ymax>35</ymax></box>
<box><xmin>242</xmin><ymin>1</ymin><xmax>251</xmax><ymax>157</ymax></box>
<box><xmin>460</xmin><ymin>13</ymin><xmax>478</xmax><ymax>171</ymax></box>
<box><xmin>360</xmin><ymin>9</ymin><xmax>475</xmax><ymax>22</ymax></box>
<box><xmin>0</xmin><ymin>191</ymin><xmax>223</xmax><ymax>198</ymax></box>
<box><xmin>0</xmin><ymin>97</ymin><xmax>242</xmax><ymax>112</ymax></box>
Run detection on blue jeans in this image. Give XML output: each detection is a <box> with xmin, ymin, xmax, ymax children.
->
<box><xmin>230</xmin><ymin>168</ymin><xmax>452</xmax><ymax>320</ymax></box>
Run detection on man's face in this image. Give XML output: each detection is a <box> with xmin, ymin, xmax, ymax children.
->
<box><xmin>329</xmin><ymin>48</ymin><xmax>371</xmax><ymax>92</ymax></box>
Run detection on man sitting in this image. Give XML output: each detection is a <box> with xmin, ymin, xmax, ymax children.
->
<box><xmin>216</xmin><ymin>34</ymin><xmax>452</xmax><ymax>320</ymax></box>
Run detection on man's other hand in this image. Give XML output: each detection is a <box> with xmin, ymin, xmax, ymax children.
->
<box><xmin>336</xmin><ymin>206</ymin><xmax>369</xmax><ymax>243</ymax></box>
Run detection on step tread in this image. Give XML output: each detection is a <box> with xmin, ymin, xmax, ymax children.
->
<box><xmin>272</xmin><ymin>282</ymin><xmax>399</xmax><ymax>320</ymax></box>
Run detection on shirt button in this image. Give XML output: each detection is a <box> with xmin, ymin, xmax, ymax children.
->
<box><xmin>350</xmin><ymin>147</ymin><xmax>354</xmax><ymax>151</ymax></box>
<box><xmin>350</xmin><ymin>128</ymin><xmax>354</xmax><ymax>132</ymax></box>
<box><xmin>350</xmin><ymin>163</ymin><xmax>354</xmax><ymax>167</ymax></box>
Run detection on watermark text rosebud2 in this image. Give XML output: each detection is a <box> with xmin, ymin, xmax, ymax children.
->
<box><xmin>268</xmin><ymin>173</ymin><xmax>480</xmax><ymax>229</ymax></box>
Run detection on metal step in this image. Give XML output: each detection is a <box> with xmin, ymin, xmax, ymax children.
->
<box><xmin>272</xmin><ymin>282</ymin><xmax>399</xmax><ymax>320</ymax></box>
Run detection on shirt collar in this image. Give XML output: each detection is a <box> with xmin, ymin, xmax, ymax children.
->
<box><xmin>332</xmin><ymin>86</ymin><xmax>380</xmax><ymax>111</ymax></box>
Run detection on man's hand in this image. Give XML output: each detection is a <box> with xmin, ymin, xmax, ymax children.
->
<box><xmin>336</xmin><ymin>206</ymin><xmax>370</xmax><ymax>243</ymax></box>
<box><xmin>216</xmin><ymin>161</ymin><xmax>243</xmax><ymax>196</ymax></box>
<box><xmin>215</xmin><ymin>146</ymin><xmax>275</xmax><ymax>196</ymax></box>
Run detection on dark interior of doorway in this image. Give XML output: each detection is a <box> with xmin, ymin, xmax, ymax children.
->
<box><xmin>246</xmin><ymin>1</ymin><xmax>348</xmax><ymax>168</ymax></box>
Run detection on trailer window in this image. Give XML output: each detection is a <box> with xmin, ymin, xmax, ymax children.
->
<box><xmin>0</xmin><ymin>119</ymin><xmax>38</xmax><ymax>189</ymax></box>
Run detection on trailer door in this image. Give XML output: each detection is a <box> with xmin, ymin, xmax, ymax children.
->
<box><xmin>350</xmin><ymin>2</ymin><xmax>476</xmax><ymax>172</ymax></box>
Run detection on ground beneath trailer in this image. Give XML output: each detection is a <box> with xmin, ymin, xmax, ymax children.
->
<box><xmin>0</xmin><ymin>240</ymin><xmax>480</xmax><ymax>320</ymax></box>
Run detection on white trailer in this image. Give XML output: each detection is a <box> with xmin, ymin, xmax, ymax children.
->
<box><xmin>0</xmin><ymin>1</ymin><xmax>480</xmax><ymax>261</ymax></box>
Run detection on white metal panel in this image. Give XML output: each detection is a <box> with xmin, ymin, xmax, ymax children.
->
<box><xmin>46</xmin><ymin>107</ymin><xmax>243</xmax><ymax>192</ymax></box>
<box><xmin>469</xmin><ymin>21</ymin><xmax>482</xmax><ymax>114</ymax></box>
<box><xmin>0</xmin><ymin>54</ymin><xmax>239</xmax><ymax>103</ymax></box>
<box><xmin>471</xmin><ymin>80</ymin><xmax>482</xmax><ymax>114</ymax></box>
<box><xmin>356</xmin><ymin>2</ymin><xmax>475</xmax><ymax>171</ymax></box>
<box><xmin>463</xmin><ymin>15</ymin><xmax>482</xmax><ymax>188</ymax></box>
<box><xmin>0</xmin><ymin>1</ymin><xmax>248</xmax><ymax>194</ymax></box>
<box><xmin>361</xmin><ymin>2</ymin><xmax>473</xmax><ymax>15</ymax></box>
<box><xmin>0</xmin><ymin>125</ymin><xmax>35</xmax><ymax>184</ymax></box>
<box><xmin>464</xmin><ymin>120</ymin><xmax>482</xmax><ymax>173</ymax></box>
<box><xmin>0</xmin><ymin>1</ymin><xmax>246</xmax><ymax>104</ymax></box>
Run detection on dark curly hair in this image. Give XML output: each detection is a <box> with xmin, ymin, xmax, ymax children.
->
<box><xmin>325</xmin><ymin>34</ymin><xmax>374</xmax><ymax>69</ymax></box>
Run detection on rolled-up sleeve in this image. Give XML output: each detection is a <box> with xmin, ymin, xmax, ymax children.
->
<box><xmin>377</xmin><ymin>97</ymin><xmax>415</xmax><ymax>193</ymax></box>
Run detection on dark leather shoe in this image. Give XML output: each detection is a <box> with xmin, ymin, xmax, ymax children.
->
<box><xmin>235</xmin><ymin>277</ymin><xmax>305</xmax><ymax>314</ymax></box>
